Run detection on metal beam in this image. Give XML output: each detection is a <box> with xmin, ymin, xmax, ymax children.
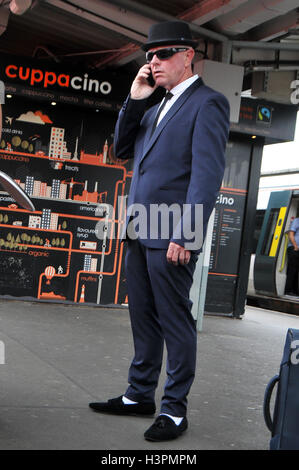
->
<box><xmin>232</xmin><ymin>40</ymin><xmax>299</xmax><ymax>51</ymax></box>
<box><xmin>106</xmin><ymin>0</ymin><xmax>228</xmax><ymax>42</ymax></box>
<box><xmin>248</xmin><ymin>9</ymin><xmax>299</xmax><ymax>41</ymax></box>
<box><xmin>93</xmin><ymin>43</ymin><xmax>140</xmax><ymax>68</ymax></box>
<box><xmin>209</xmin><ymin>0</ymin><xmax>299</xmax><ymax>35</ymax></box>
<box><xmin>261</xmin><ymin>168</ymin><xmax>299</xmax><ymax>177</ymax></box>
<box><xmin>44</xmin><ymin>0</ymin><xmax>150</xmax><ymax>44</ymax></box>
<box><xmin>179</xmin><ymin>0</ymin><xmax>248</xmax><ymax>25</ymax></box>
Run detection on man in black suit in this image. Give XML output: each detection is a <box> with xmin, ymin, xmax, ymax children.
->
<box><xmin>90</xmin><ymin>20</ymin><xmax>230</xmax><ymax>442</ymax></box>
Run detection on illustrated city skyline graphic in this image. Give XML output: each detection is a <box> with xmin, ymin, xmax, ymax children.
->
<box><xmin>0</xmin><ymin>107</ymin><xmax>131</xmax><ymax>305</ymax></box>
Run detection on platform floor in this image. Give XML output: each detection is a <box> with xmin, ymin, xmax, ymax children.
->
<box><xmin>0</xmin><ymin>298</ymin><xmax>298</xmax><ymax>451</ymax></box>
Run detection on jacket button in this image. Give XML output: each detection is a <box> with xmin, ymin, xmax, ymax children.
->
<box><xmin>140</xmin><ymin>169</ymin><xmax>145</xmax><ymax>175</ymax></box>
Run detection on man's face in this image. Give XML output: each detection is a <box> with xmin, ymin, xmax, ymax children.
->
<box><xmin>148</xmin><ymin>45</ymin><xmax>194</xmax><ymax>90</ymax></box>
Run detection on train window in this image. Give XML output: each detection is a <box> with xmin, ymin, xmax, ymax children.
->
<box><xmin>261</xmin><ymin>208</ymin><xmax>280</xmax><ymax>256</ymax></box>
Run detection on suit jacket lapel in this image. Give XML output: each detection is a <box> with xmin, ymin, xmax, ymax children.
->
<box><xmin>143</xmin><ymin>103</ymin><xmax>159</xmax><ymax>148</ymax></box>
<box><xmin>141</xmin><ymin>77</ymin><xmax>203</xmax><ymax>162</ymax></box>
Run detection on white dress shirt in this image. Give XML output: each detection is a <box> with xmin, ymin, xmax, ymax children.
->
<box><xmin>156</xmin><ymin>74</ymin><xmax>199</xmax><ymax>125</ymax></box>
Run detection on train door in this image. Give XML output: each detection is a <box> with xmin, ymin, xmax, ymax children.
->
<box><xmin>254</xmin><ymin>189</ymin><xmax>299</xmax><ymax>296</ymax></box>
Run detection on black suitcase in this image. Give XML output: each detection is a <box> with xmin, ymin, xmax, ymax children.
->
<box><xmin>263</xmin><ymin>328</ymin><xmax>299</xmax><ymax>450</ymax></box>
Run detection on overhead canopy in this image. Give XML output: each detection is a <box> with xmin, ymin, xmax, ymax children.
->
<box><xmin>0</xmin><ymin>0</ymin><xmax>298</xmax><ymax>104</ymax></box>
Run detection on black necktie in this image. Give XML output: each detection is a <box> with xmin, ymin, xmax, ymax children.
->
<box><xmin>150</xmin><ymin>92</ymin><xmax>173</xmax><ymax>137</ymax></box>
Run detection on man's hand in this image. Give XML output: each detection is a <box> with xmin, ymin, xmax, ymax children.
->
<box><xmin>130</xmin><ymin>64</ymin><xmax>158</xmax><ymax>100</ymax></box>
<box><xmin>166</xmin><ymin>242</ymin><xmax>191</xmax><ymax>266</ymax></box>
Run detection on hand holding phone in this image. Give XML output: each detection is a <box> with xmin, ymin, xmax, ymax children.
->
<box><xmin>131</xmin><ymin>64</ymin><xmax>157</xmax><ymax>99</ymax></box>
<box><xmin>147</xmin><ymin>71</ymin><xmax>155</xmax><ymax>87</ymax></box>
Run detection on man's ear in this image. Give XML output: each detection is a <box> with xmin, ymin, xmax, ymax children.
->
<box><xmin>185</xmin><ymin>48</ymin><xmax>195</xmax><ymax>68</ymax></box>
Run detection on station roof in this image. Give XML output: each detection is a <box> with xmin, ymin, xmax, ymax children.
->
<box><xmin>0</xmin><ymin>0</ymin><xmax>299</xmax><ymax>100</ymax></box>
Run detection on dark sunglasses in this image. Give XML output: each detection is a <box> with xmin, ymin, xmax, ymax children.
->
<box><xmin>146</xmin><ymin>47</ymin><xmax>189</xmax><ymax>63</ymax></box>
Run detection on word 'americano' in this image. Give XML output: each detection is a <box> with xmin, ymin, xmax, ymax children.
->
<box><xmin>5</xmin><ymin>65</ymin><xmax>112</xmax><ymax>95</ymax></box>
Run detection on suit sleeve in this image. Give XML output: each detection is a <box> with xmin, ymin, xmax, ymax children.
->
<box><xmin>171</xmin><ymin>93</ymin><xmax>230</xmax><ymax>252</ymax></box>
<box><xmin>113</xmin><ymin>94</ymin><xmax>148</xmax><ymax>160</ymax></box>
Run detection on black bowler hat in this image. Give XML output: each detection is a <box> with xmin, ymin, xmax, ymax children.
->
<box><xmin>142</xmin><ymin>21</ymin><xmax>198</xmax><ymax>52</ymax></box>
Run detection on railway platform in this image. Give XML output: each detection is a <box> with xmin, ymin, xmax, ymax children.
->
<box><xmin>0</xmin><ymin>298</ymin><xmax>299</xmax><ymax>451</ymax></box>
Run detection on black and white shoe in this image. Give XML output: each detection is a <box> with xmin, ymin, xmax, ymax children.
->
<box><xmin>89</xmin><ymin>396</ymin><xmax>156</xmax><ymax>416</ymax></box>
<box><xmin>144</xmin><ymin>415</ymin><xmax>188</xmax><ymax>441</ymax></box>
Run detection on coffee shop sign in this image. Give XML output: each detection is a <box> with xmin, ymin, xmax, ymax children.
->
<box><xmin>4</xmin><ymin>64</ymin><xmax>112</xmax><ymax>96</ymax></box>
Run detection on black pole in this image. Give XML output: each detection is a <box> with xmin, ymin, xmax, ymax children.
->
<box><xmin>233</xmin><ymin>137</ymin><xmax>264</xmax><ymax>318</ymax></box>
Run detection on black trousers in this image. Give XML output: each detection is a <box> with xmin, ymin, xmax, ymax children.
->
<box><xmin>124</xmin><ymin>239</ymin><xmax>198</xmax><ymax>417</ymax></box>
<box><xmin>285</xmin><ymin>246</ymin><xmax>299</xmax><ymax>295</ymax></box>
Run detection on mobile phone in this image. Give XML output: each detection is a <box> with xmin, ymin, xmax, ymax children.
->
<box><xmin>147</xmin><ymin>71</ymin><xmax>155</xmax><ymax>87</ymax></box>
